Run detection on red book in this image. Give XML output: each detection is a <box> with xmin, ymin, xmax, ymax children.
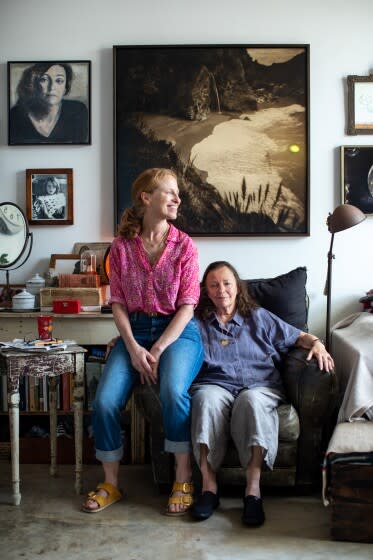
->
<box><xmin>61</xmin><ymin>373</ymin><xmax>70</xmax><ymax>411</ymax></box>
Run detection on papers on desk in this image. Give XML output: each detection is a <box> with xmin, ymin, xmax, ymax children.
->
<box><xmin>0</xmin><ymin>339</ymin><xmax>76</xmax><ymax>352</ymax></box>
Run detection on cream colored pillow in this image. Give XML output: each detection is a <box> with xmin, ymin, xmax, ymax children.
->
<box><xmin>327</xmin><ymin>421</ymin><xmax>373</xmax><ymax>454</ymax></box>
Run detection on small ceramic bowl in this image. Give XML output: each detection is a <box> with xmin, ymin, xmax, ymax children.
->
<box><xmin>25</xmin><ymin>273</ymin><xmax>45</xmax><ymax>307</ymax></box>
<box><xmin>12</xmin><ymin>289</ymin><xmax>35</xmax><ymax>311</ymax></box>
<box><xmin>25</xmin><ymin>273</ymin><xmax>45</xmax><ymax>296</ymax></box>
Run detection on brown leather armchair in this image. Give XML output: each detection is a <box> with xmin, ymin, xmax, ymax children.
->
<box><xmin>134</xmin><ymin>267</ymin><xmax>338</xmax><ymax>491</ymax></box>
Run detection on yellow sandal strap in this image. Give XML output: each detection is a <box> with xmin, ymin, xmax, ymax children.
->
<box><xmin>168</xmin><ymin>494</ymin><xmax>193</xmax><ymax>506</ymax></box>
<box><xmin>85</xmin><ymin>482</ymin><xmax>122</xmax><ymax>508</ymax></box>
<box><xmin>87</xmin><ymin>492</ymin><xmax>108</xmax><ymax>508</ymax></box>
<box><xmin>96</xmin><ymin>482</ymin><xmax>122</xmax><ymax>500</ymax></box>
<box><xmin>171</xmin><ymin>481</ymin><xmax>194</xmax><ymax>494</ymax></box>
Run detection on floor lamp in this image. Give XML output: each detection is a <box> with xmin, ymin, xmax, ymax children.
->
<box><xmin>325</xmin><ymin>203</ymin><xmax>366</xmax><ymax>351</ymax></box>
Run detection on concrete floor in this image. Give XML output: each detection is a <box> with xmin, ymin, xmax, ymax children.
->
<box><xmin>0</xmin><ymin>463</ymin><xmax>372</xmax><ymax>560</ymax></box>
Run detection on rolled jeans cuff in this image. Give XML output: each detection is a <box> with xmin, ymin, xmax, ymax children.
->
<box><xmin>164</xmin><ymin>439</ymin><xmax>191</xmax><ymax>454</ymax></box>
<box><xmin>95</xmin><ymin>445</ymin><xmax>123</xmax><ymax>463</ymax></box>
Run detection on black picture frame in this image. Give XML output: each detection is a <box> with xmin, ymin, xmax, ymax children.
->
<box><xmin>8</xmin><ymin>60</ymin><xmax>91</xmax><ymax>145</ymax></box>
<box><xmin>26</xmin><ymin>168</ymin><xmax>74</xmax><ymax>225</ymax></box>
<box><xmin>341</xmin><ymin>146</ymin><xmax>373</xmax><ymax>215</ymax></box>
<box><xmin>347</xmin><ymin>74</ymin><xmax>373</xmax><ymax>135</ymax></box>
<box><xmin>114</xmin><ymin>44</ymin><xmax>310</xmax><ymax>236</ymax></box>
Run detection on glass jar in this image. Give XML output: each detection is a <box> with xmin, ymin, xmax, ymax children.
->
<box><xmin>80</xmin><ymin>250</ymin><xmax>97</xmax><ymax>274</ymax></box>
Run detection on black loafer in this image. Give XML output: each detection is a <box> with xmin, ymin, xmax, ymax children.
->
<box><xmin>242</xmin><ymin>495</ymin><xmax>265</xmax><ymax>527</ymax></box>
<box><xmin>191</xmin><ymin>491</ymin><xmax>220</xmax><ymax>521</ymax></box>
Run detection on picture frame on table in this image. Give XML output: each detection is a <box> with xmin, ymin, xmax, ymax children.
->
<box><xmin>114</xmin><ymin>44</ymin><xmax>310</xmax><ymax>236</ymax></box>
<box><xmin>8</xmin><ymin>60</ymin><xmax>91</xmax><ymax>145</ymax></box>
<box><xmin>72</xmin><ymin>242</ymin><xmax>112</xmax><ymax>284</ymax></box>
<box><xmin>26</xmin><ymin>168</ymin><xmax>74</xmax><ymax>226</ymax></box>
<box><xmin>347</xmin><ymin>74</ymin><xmax>373</xmax><ymax>135</ymax></box>
<box><xmin>341</xmin><ymin>146</ymin><xmax>373</xmax><ymax>215</ymax></box>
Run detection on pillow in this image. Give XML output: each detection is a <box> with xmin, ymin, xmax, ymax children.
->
<box><xmin>246</xmin><ymin>267</ymin><xmax>308</xmax><ymax>331</ymax></box>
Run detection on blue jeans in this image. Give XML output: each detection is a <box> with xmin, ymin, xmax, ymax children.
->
<box><xmin>92</xmin><ymin>314</ymin><xmax>204</xmax><ymax>462</ymax></box>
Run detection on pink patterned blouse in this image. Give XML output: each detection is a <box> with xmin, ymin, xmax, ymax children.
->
<box><xmin>108</xmin><ymin>224</ymin><xmax>200</xmax><ymax>314</ymax></box>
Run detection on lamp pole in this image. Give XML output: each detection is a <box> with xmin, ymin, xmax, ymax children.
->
<box><xmin>325</xmin><ymin>232</ymin><xmax>335</xmax><ymax>352</ymax></box>
<box><xmin>324</xmin><ymin>203</ymin><xmax>366</xmax><ymax>352</ymax></box>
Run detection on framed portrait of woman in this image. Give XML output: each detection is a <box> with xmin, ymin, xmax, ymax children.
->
<box><xmin>26</xmin><ymin>169</ymin><xmax>74</xmax><ymax>226</ymax></box>
<box><xmin>8</xmin><ymin>60</ymin><xmax>91</xmax><ymax>145</ymax></box>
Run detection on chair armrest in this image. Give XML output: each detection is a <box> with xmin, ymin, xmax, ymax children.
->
<box><xmin>281</xmin><ymin>347</ymin><xmax>338</xmax><ymax>413</ymax></box>
<box><xmin>281</xmin><ymin>347</ymin><xmax>339</xmax><ymax>485</ymax></box>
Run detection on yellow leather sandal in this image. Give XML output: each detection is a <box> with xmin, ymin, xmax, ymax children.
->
<box><xmin>165</xmin><ymin>481</ymin><xmax>194</xmax><ymax>516</ymax></box>
<box><xmin>82</xmin><ymin>482</ymin><xmax>123</xmax><ymax>513</ymax></box>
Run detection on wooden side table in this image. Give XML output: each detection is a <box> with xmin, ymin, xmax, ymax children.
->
<box><xmin>0</xmin><ymin>312</ymin><xmax>145</xmax><ymax>464</ymax></box>
<box><xmin>0</xmin><ymin>345</ymin><xmax>86</xmax><ymax>505</ymax></box>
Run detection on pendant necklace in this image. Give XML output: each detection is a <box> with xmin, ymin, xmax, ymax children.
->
<box><xmin>218</xmin><ymin>318</ymin><xmax>233</xmax><ymax>347</ymax></box>
<box><xmin>141</xmin><ymin>224</ymin><xmax>169</xmax><ymax>265</ymax></box>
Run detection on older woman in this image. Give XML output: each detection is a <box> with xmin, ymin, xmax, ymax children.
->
<box><xmin>82</xmin><ymin>168</ymin><xmax>203</xmax><ymax>515</ymax></box>
<box><xmin>190</xmin><ymin>261</ymin><xmax>334</xmax><ymax>526</ymax></box>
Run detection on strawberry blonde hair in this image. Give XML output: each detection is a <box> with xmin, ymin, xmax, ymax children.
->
<box><xmin>117</xmin><ymin>168</ymin><xmax>177</xmax><ymax>239</ymax></box>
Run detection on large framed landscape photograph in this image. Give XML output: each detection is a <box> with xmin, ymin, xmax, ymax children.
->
<box><xmin>114</xmin><ymin>45</ymin><xmax>310</xmax><ymax>236</ymax></box>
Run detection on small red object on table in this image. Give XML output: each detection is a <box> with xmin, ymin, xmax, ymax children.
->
<box><xmin>37</xmin><ymin>316</ymin><xmax>53</xmax><ymax>340</ymax></box>
<box><xmin>53</xmin><ymin>300</ymin><xmax>81</xmax><ymax>314</ymax></box>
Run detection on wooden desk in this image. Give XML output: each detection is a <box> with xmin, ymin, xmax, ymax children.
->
<box><xmin>0</xmin><ymin>311</ymin><xmax>145</xmax><ymax>465</ymax></box>
<box><xmin>0</xmin><ymin>345</ymin><xmax>86</xmax><ymax>505</ymax></box>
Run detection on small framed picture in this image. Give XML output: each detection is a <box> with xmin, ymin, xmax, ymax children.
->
<box><xmin>347</xmin><ymin>74</ymin><xmax>373</xmax><ymax>135</ymax></box>
<box><xmin>8</xmin><ymin>60</ymin><xmax>91</xmax><ymax>145</ymax></box>
<box><xmin>26</xmin><ymin>169</ymin><xmax>74</xmax><ymax>225</ymax></box>
<box><xmin>341</xmin><ymin>146</ymin><xmax>373</xmax><ymax>214</ymax></box>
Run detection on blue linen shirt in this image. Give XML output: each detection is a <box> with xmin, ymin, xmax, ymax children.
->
<box><xmin>194</xmin><ymin>307</ymin><xmax>301</xmax><ymax>395</ymax></box>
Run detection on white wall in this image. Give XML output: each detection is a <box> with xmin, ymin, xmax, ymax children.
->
<box><xmin>1</xmin><ymin>0</ymin><xmax>372</xmax><ymax>334</ymax></box>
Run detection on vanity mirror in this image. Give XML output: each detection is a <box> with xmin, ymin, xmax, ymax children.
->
<box><xmin>0</xmin><ymin>201</ymin><xmax>33</xmax><ymax>303</ymax></box>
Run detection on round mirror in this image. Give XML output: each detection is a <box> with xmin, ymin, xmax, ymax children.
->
<box><xmin>0</xmin><ymin>202</ymin><xmax>31</xmax><ymax>268</ymax></box>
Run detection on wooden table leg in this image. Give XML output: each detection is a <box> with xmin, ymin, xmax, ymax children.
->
<box><xmin>48</xmin><ymin>376</ymin><xmax>58</xmax><ymax>477</ymax></box>
<box><xmin>130</xmin><ymin>395</ymin><xmax>145</xmax><ymax>464</ymax></box>
<box><xmin>72</xmin><ymin>352</ymin><xmax>85</xmax><ymax>495</ymax></box>
<box><xmin>8</xmin><ymin>390</ymin><xmax>21</xmax><ymax>506</ymax></box>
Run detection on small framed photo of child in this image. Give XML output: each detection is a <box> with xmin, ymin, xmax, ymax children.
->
<box><xmin>26</xmin><ymin>168</ymin><xmax>73</xmax><ymax>225</ymax></box>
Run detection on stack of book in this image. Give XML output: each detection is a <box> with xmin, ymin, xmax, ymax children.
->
<box><xmin>0</xmin><ymin>376</ymin><xmax>7</xmax><ymax>412</ymax></box>
<box><xmin>0</xmin><ymin>339</ymin><xmax>68</xmax><ymax>352</ymax></box>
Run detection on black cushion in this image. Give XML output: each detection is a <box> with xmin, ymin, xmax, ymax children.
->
<box><xmin>246</xmin><ymin>267</ymin><xmax>308</xmax><ymax>331</ymax></box>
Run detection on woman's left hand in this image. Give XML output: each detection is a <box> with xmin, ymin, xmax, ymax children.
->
<box><xmin>306</xmin><ymin>341</ymin><xmax>334</xmax><ymax>372</ymax></box>
<box><xmin>148</xmin><ymin>344</ymin><xmax>163</xmax><ymax>382</ymax></box>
